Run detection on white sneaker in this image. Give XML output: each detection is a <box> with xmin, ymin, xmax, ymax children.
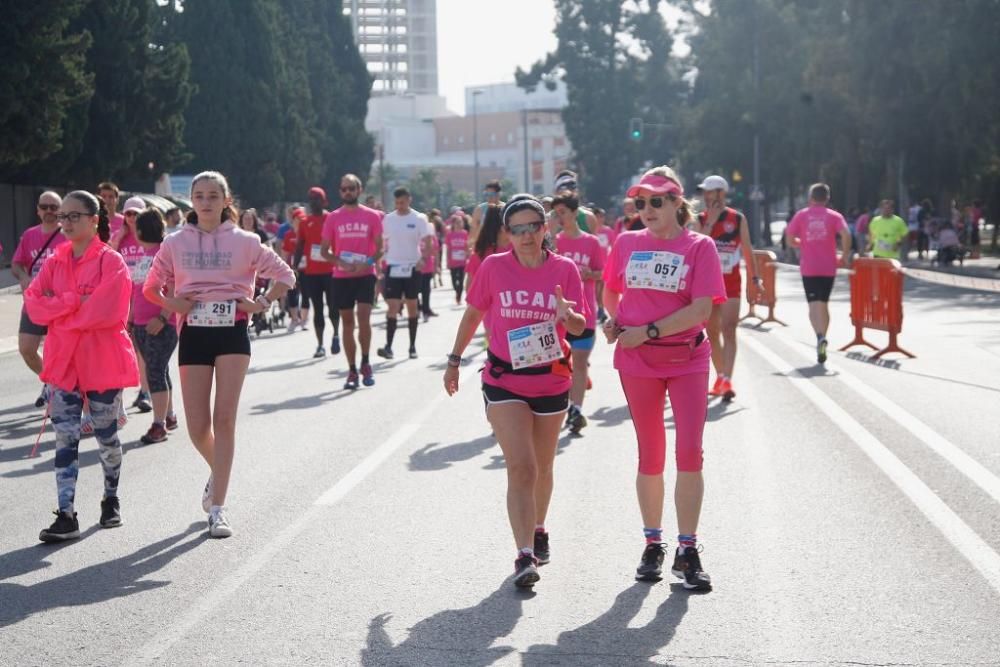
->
<box><xmin>201</xmin><ymin>474</ymin><xmax>214</xmax><ymax>513</ymax></box>
<box><xmin>208</xmin><ymin>507</ymin><xmax>233</xmax><ymax>538</ymax></box>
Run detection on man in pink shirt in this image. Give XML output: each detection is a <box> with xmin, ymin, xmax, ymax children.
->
<box><xmin>98</xmin><ymin>182</ymin><xmax>125</xmax><ymax>236</ymax></box>
<box><xmin>320</xmin><ymin>174</ymin><xmax>384</xmax><ymax>390</ymax></box>
<box><xmin>12</xmin><ymin>190</ymin><xmax>69</xmax><ymax>406</ymax></box>
<box><xmin>785</xmin><ymin>183</ymin><xmax>853</xmax><ymax>364</ymax></box>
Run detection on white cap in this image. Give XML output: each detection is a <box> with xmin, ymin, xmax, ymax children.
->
<box><xmin>122</xmin><ymin>196</ymin><xmax>146</xmax><ymax>213</ymax></box>
<box><xmin>697</xmin><ymin>175</ymin><xmax>729</xmax><ymax>193</ymax></box>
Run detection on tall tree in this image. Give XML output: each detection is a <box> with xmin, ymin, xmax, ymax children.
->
<box><xmin>0</xmin><ymin>0</ymin><xmax>93</xmax><ymax>177</ymax></box>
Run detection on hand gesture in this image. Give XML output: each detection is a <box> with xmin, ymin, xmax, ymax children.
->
<box><xmin>166</xmin><ymin>296</ymin><xmax>194</xmax><ymax>315</ymax></box>
<box><xmin>617</xmin><ymin>326</ymin><xmax>648</xmax><ymax>349</ymax></box>
<box><xmin>554</xmin><ymin>285</ymin><xmax>576</xmax><ymax>324</ymax></box>
<box><xmin>444</xmin><ymin>365</ymin><xmax>460</xmax><ymax>396</ymax></box>
<box><xmin>602</xmin><ymin>317</ymin><xmax>620</xmax><ymax>343</ymax></box>
<box><xmin>146</xmin><ymin>317</ymin><xmax>165</xmax><ymax>335</ymax></box>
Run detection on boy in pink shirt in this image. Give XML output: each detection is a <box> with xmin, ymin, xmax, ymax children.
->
<box><xmin>784</xmin><ymin>183</ymin><xmax>853</xmax><ymax>363</ymax></box>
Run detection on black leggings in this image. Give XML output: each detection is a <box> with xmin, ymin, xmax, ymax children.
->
<box><xmin>418</xmin><ymin>272</ymin><xmax>434</xmax><ymax>315</ymax></box>
<box><xmin>450</xmin><ymin>267</ymin><xmax>465</xmax><ymax>301</ymax></box>
<box><xmin>132</xmin><ymin>324</ymin><xmax>177</xmax><ymax>393</ymax></box>
<box><xmin>301</xmin><ymin>273</ymin><xmax>339</xmax><ymax>339</ymax></box>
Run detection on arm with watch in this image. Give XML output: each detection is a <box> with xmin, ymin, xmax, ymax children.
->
<box><xmin>607</xmin><ymin>296</ymin><xmax>715</xmax><ymax>349</ymax></box>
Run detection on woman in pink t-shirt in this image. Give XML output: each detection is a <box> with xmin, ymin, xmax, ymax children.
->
<box><xmin>552</xmin><ymin>191</ymin><xmax>605</xmax><ymax>434</ymax></box>
<box><xmin>444</xmin><ymin>216</ymin><xmax>469</xmax><ymax>304</ymax></box>
<box><xmin>128</xmin><ymin>208</ymin><xmax>179</xmax><ymax>445</ymax></box>
<box><xmin>444</xmin><ymin>195</ymin><xmax>587</xmax><ymax>589</ymax></box>
<box><xmin>602</xmin><ymin>167</ymin><xmax>726</xmax><ymax>592</ymax></box>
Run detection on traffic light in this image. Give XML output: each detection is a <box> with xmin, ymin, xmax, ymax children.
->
<box><xmin>629</xmin><ymin>118</ymin><xmax>643</xmax><ymax>141</ymax></box>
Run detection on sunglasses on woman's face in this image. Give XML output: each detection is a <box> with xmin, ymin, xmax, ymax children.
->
<box><xmin>507</xmin><ymin>220</ymin><xmax>545</xmax><ymax>236</ymax></box>
<box><xmin>38</xmin><ymin>204</ymin><xmax>59</xmax><ymax>212</ymax></box>
<box><xmin>634</xmin><ymin>195</ymin><xmax>677</xmax><ymax>210</ymax></box>
<box><xmin>56</xmin><ymin>212</ymin><xmax>92</xmax><ymax>223</ymax></box>
<box><xmin>124</xmin><ymin>211</ymin><xmax>139</xmax><ymax>217</ymax></box>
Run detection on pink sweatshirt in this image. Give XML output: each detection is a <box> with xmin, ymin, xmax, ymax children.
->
<box><xmin>144</xmin><ymin>221</ymin><xmax>295</xmax><ymax>304</ymax></box>
<box><xmin>24</xmin><ymin>238</ymin><xmax>139</xmax><ymax>392</ymax></box>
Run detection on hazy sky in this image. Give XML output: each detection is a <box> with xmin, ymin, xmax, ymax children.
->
<box><xmin>436</xmin><ymin>0</ymin><xmax>558</xmax><ymax>115</ymax></box>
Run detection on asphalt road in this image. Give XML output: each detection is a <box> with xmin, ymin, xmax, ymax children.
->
<box><xmin>1</xmin><ymin>268</ymin><xmax>999</xmax><ymax>666</ymax></box>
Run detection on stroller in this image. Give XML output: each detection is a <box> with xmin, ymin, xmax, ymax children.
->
<box><xmin>251</xmin><ymin>277</ymin><xmax>287</xmax><ymax>336</ymax></box>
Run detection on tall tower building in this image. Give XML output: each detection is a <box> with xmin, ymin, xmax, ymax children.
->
<box><xmin>342</xmin><ymin>0</ymin><xmax>439</xmax><ymax>95</ymax></box>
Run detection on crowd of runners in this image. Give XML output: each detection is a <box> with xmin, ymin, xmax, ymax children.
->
<box><xmin>11</xmin><ymin>165</ymin><xmax>857</xmax><ymax>592</ymax></box>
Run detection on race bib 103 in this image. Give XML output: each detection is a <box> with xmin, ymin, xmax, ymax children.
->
<box><xmin>506</xmin><ymin>320</ymin><xmax>561</xmax><ymax>370</ymax></box>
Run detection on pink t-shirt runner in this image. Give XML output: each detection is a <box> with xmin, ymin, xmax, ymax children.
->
<box><xmin>13</xmin><ymin>225</ymin><xmax>68</xmax><ymax>277</ymax></box>
<box><xmin>421</xmin><ymin>225</ymin><xmax>439</xmax><ymax>274</ymax></box>
<box><xmin>593</xmin><ymin>226</ymin><xmax>617</xmax><ymax>254</ymax></box>
<box><xmin>445</xmin><ymin>230</ymin><xmax>469</xmax><ymax>269</ymax></box>
<box><xmin>466</xmin><ymin>250</ymin><xmax>587</xmax><ymax>397</ymax></box>
<box><xmin>555</xmin><ymin>231</ymin><xmax>605</xmax><ymax>329</ymax></box>
<box><xmin>121</xmin><ymin>241</ymin><xmax>176</xmax><ymax>326</ymax></box>
<box><xmin>786</xmin><ymin>205</ymin><xmax>848</xmax><ymax>277</ymax></box>
<box><xmin>321</xmin><ymin>205</ymin><xmax>384</xmax><ymax>278</ymax></box>
<box><xmin>603</xmin><ymin>228</ymin><xmax>727</xmax><ymax>378</ymax></box>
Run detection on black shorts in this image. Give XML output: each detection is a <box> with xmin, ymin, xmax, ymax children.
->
<box><xmin>384</xmin><ymin>267</ymin><xmax>420</xmax><ymax>300</ymax></box>
<box><xmin>19</xmin><ymin>306</ymin><xmax>46</xmax><ymax>336</ymax></box>
<box><xmin>482</xmin><ymin>383</ymin><xmax>569</xmax><ymax>416</ymax></box>
<box><xmin>334</xmin><ymin>275</ymin><xmax>377</xmax><ymax>311</ymax></box>
<box><xmin>802</xmin><ymin>276</ymin><xmax>836</xmax><ymax>303</ymax></box>
<box><xmin>178</xmin><ymin>320</ymin><xmax>251</xmax><ymax>366</ymax></box>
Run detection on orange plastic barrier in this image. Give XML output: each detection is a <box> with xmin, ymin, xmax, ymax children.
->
<box><xmin>739</xmin><ymin>250</ymin><xmax>787</xmax><ymax>327</ymax></box>
<box><xmin>839</xmin><ymin>257</ymin><xmax>915</xmax><ymax>359</ymax></box>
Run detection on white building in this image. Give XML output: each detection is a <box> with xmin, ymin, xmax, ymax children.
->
<box><xmin>342</xmin><ymin>0</ymin><xmax>438</xmax><ymax>95</ymax></box>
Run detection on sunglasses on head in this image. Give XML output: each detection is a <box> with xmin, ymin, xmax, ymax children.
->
<box><xmin>38</xmin><ymin>203</ymin><xmax>59</xmax><ymax>212</ymax></box>
<box><xmin>507</xmin><ymin>220</ymin><xmax>545</xmax><ymax>236</ymax></box>
<box><xmin>634</xmin><ymin>195</ymin><xmax>677</xmax><ymax>210</ymax></box>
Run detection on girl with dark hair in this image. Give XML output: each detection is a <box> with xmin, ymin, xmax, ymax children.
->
<box><xmin>144</xmin><ymin>171</ymin><xmax>295</xmax><ymax>538</ymax></box>
<box><xmin>24</xmin><ymin>190</ymin><xmax>139</xmax><ymax>541</ymax></box>
<box><xmin>130</xmin><ymin>207</ymin><xmax>179</xmax><ymax>444</ymax></box>
<box><xmin>466</xmin><ymin>204</ymin><xmax>509</xmax><ymax>289</ymax></box>
<box><xmin>239</xmin><ymin>208</ymin><xmax>270</xmax><ymax>246</ymax></box>
<box><xmin>444</xmin><ymin>194</ymin><xmax>587</xmax><ymax>588</ymax></box>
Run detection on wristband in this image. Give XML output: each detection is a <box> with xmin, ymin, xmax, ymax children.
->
<box><xmin>156</xmin><ymin>314</ymin><xmax>169</xmax><ymax>325</ymax></box>
<box><xmin>446</xmin><ymin>353</ymin><xmax>462</xmax><ymax>367</ymax></box>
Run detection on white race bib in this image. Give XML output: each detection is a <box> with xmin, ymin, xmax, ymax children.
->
<box><xmin>309</xmin><ymin>245</ymin><xmax>326</xmax><ymax>262</ymax></box>
<box><xmin>506</xmin><ymin>320</ymin><xmax>562</xmax><ymax>370</ymax></box>
<box><xmin>130</xmin><ymin>256</ymin><xmax>153</xmax><ymax>283</ymax></box>
<box><xmin>339</xmin><ymin>251</ymin><xmax>368</xmax><ymax>265</ymax></box>
<box><xmin>877</xmin><ymin>239</ymin><xmax>894</xmax><ymax>251</ymax></box>
<box><xmin>187</xmin><ymin>301</ymin><xmax>236</xmax><ymax>327</ymax></box>
<box><xmin>451</xmin><ymin>249</ymin><xmax>467</xmax><ymax>262</ymax></box>
<box><xmin>297</xmin><ymin>255</ymin><xmax>307</xmax><ymax>270</ymax></box>
<box><xmin>597</xmin><ymin>234</ymin><xmax>609</xmax><ymax>249</ymax></box>
<box><xmin>389</xmin><ymin>264</ymin><xmax>414</xmax><ymax>279</ymax></box>
<box><xmin>719</xmin><ymin>250</ymin><xmax>740</xmax><ymax>273</ymax></box>
<box><xmin>625</xmin><ymin>251</ymin><xmax>687</xmax><ymax>293</ymax></box>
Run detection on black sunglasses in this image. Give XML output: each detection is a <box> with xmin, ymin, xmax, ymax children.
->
<box><xmin>634</xmin><ymin>196</ymin><xmax>678</xmax><ymax>210</ymax></box>
<box><xmin>507</xmin><ymin>220</ymin><xmax>545</xmax><ymax>236</ymax></box>
<box><xmin>38</xmin><ymin>204</ymin><xmax>59</xmax><ymax>212</ymax></box>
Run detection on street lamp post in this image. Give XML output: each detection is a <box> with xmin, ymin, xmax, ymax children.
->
<box><xmin>472</xmin><ymin>89</ymin><xmax>483</xmax><ymax>197</ymax></box>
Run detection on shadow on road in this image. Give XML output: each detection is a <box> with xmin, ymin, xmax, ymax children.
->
<box><xmin>0</xmin><ymin>522</ymin><xmax>207</xmax><ymax>628</ymax></box>
<box><xmin>409</xmin><ymin>435</ymin><xmax>496</xmax><ymax>472</ymax></box>
<box><xmin>250</xmin><ymin>389</ymin><xmax>357</xmax><ymax>415</ymax></box>
<box><xmin>588</xmin><ymin>404</ymin><xmax>631</xmax><ymax>428</ymax></box>
<box><xmin>247</xmin><ymin>358</ymin><xmax>324</xmax><ymax>375</ymax></box>
<box><xmin>361</xmin><ymin>581</ymin><xmax>530</xmax><ymax>666</ymax></box>
<box><xmin>522</xmin><ymin>582</ymin><xmax>693</xmax><ymax>665</ymax></box>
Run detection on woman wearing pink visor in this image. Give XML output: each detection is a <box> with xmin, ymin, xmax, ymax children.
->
<box><xmin>602</xmin><ymin>166</ymin><xmax>726</xmax><ymax>591</ymax></box>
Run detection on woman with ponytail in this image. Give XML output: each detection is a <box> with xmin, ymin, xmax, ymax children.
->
<box><xmin>24</xmin><ymin>190</ymin><xmax>139</xmax><ymax>542</ymax></box>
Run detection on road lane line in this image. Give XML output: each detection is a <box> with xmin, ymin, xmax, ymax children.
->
<box><xmin>132</xmin><ymin>354</ymin><xmax>483</xmax><ymax>665</ymax></box>
<box><xmin>743</xmin><ymin>334</ymin><xmax>1000</xmax><ymax>597</ymax></box>
<box><xmin>768</xmin><ymin>328</ymin><xmax>1000</xmax><ymax>507</ymax></box>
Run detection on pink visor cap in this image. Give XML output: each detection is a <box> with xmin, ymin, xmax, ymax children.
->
<box><xmin>626</xmin><ymin>174</ymin><xmax>684</xmax><ymax>199</ymax></box>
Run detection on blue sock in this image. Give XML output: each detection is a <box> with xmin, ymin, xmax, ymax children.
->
<box><xmin>643</xmin><ymin>527</ymin><xmax>663</xmax><ymax>544</ymax></box>
<box><xmin>678</xmin><ymin>533</ymin><xmax>697</xmax><ymax>550</ymax></box>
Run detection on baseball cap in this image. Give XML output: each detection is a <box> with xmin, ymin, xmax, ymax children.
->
<box><xmin>625</xmin><ymin>174</ymin><xmax>684</xmax><ymax>199</ymax></box>
<box><xmin>123</xmin><ymin>196</ymin><xmax>146</xmax><ymax>213</ymax></box>
<box><xmin>308</xmin><ymin>186</ymin><xmax>327</xmax><ymax>204</ymax></box>
<box><xmin>696</xmin><ymin>175</ymin><xmax>729</xmax><ymax>192</ymax></box>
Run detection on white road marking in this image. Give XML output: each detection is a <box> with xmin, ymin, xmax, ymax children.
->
<box><xmin>131</xmin><ymin>354</ymin><xmax>484</xmax><ymax>665</ymax></box>
<box><xmin>743</xmin><ymin>334</ymin><xmax>1000</xmax><ymax>597</ymax></box>
<box><xmin>769</xmin><ymin>328</ymin><xmax>1000</xmax><ymax>507</ymax></box>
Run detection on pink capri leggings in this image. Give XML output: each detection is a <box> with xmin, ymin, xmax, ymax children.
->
<box><xmin>619</xmin><ymin>371</ymin><xmax>708</xmax><ymax>474</ymax></box>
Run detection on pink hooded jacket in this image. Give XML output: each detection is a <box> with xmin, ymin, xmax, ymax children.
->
<box><xmin>24</xmin><ymin>237</ymin><xmax>140</xmax><ymax>393</ymax></box>
<box><xmin>143</xmin><ymin>221</ymin><xmax>295</xmax><ymax>304</ymax></box>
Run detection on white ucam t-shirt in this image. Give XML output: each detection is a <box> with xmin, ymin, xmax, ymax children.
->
<box><xmin>383</xmin><ymin>209</ymin><xmax>432</xmax><ymax>266</ymax></box>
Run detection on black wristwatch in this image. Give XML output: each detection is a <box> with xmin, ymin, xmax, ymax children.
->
<box><xmin>646</xmin><ymin>323</ymin><xmax>661</xmax><ymax>340</ymax></box>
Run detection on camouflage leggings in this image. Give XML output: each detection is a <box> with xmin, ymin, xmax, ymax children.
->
<box><xmin>50</xmin><ymin>388</ymin><xmax>123</xmax><ymax>513</ymax></box>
